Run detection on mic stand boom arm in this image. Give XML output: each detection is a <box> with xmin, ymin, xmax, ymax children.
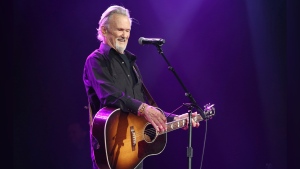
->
<box><xmin>154</xmin><ymin>45</ymin><xmax>207</xmax><ymax>119</ymax></box>
<box><xmin>154</xmin><ymin>44</ymin><xmax>207</xmax><ymax>169</ymax></box>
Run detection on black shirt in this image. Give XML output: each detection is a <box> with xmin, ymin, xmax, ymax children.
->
<box><xmin>83</xmin><ymin>43</ymin><xmax>146</xmax><ymax>116</ymax></box>
<box><xmin>83</xmin><ymin>43</ymin><xmax>175</xmax><ymax>121</ymax></box>
<box><xmin>119</xmin><ymin>53</ymin><xmax>138</xmax><ymax>86</ymax></box>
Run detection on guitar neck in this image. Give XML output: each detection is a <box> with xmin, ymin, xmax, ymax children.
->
<box><xmin>159</xmin><ymin>114</ymin><xmax>203</xmax><ymax>134</ymax></box>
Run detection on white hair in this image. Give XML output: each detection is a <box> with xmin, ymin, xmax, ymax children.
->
<box><xmin>97</xmin><ymin>5</ymin><xmax>132</xmax><ymax>41</ymax></box>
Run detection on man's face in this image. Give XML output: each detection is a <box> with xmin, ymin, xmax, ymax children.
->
<box><xmin>103</xmin><ymin>14</ymin><xmax>131</xmax><ymax>54</ymax></box>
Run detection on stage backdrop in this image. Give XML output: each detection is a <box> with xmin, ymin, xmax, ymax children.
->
<box><xmin>14</xmin><ymin>0</ymin><xmax>286</xmax><ymax>169</ymax></box>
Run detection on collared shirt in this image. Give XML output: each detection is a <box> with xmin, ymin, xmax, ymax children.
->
<box><xmin>83</xmin><ymin>43</ymin><xmax>146</xmax><ymax>116</ymax></box>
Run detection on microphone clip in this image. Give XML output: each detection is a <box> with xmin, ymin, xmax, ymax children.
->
<box><xmin>183</xmin><ymin>103</ymin><xmax>196</xmax><ymax>109</ymax></box>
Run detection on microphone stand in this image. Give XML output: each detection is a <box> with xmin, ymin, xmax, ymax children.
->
<box><xmin>153</xmin><ymin>44</ymin><xmax>208</xmax><ymax>169</ymax></box>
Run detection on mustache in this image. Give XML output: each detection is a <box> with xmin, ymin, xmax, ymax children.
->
<box><xmin>117</xmin><ymin>37</ymin><xmax>126</xmax><ymax>41</ymax></box>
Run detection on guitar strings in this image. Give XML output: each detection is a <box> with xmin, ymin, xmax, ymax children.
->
<box><xmin>107</xmin><ymin>118</ymin><xmax>200</xmax><ymax>156</ymax></box>
<box><xmin>131</xmin><ymin>118</ymin><xmax>191</xmax><ymax>140</ymax></box>
<box><xmin>133</xmin><ymin>115</ymin><xmax>200</xmax><ymax>140</ymax></box>
<box><xmin>112</xmin><ymin>116</ymin><xmax>199</xmax><ymax>147</ymax></box>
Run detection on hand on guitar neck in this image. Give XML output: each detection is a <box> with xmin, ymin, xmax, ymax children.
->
<box><xmin>138</xmin><ymin>103</ymin><xmax>200</xmax><ymax>132</ymax></box>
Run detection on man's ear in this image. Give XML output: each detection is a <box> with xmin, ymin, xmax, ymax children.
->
<box><xmin>101</xmin><ymin>26</ymin><xmax>107</xmax><ymax>35</ymax></box>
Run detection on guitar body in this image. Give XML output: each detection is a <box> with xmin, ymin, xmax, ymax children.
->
<box><xmin>92</xmin><ymin>107</ymin><xmax>167</xmax><ymax>169</ymax></box>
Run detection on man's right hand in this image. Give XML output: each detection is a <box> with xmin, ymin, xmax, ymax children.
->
<box><xmin>142</xmin><ymin>104</ymin><xmax>167</xmax><ymax>132</ymax></box>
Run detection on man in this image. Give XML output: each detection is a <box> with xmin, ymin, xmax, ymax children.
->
<box><xmin>83</xmin><ymin>5</ymin><xmax>200</xmax><ymax>169</ymax></box>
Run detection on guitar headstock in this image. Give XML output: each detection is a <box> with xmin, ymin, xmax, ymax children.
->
<box><xmin>203</xmin><ymin>103</ymin><xmax>215</xmax><ymax>119</ymax></box>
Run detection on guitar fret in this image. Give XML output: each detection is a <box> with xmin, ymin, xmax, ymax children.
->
<box><xmin>167</xmin><ymin>119</ymin><xmax>185</xmax><ymax>131</ymax></box>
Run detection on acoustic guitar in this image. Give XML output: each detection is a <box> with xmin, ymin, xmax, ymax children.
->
<box><xmin>92</xmin><ymin>104</ymin><xmax>215</xmax><ymax>169</ymax></box>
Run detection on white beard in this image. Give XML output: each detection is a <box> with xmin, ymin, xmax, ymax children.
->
<box><xmin>115</xmin><ymin>39</ymin><xmax>127</xmax><ymax>54</ymax></box>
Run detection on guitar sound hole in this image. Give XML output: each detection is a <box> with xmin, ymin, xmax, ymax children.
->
<box><xmin>143</xmin><ymin>124</ymin><xmax>157</xmax><ymax>143</ymax></box>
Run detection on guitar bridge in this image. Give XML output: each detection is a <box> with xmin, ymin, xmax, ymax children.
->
<box><xmin>130</xmin><ymin>126</ymin><xmax>136</xmax><ymax>150</ymax></box>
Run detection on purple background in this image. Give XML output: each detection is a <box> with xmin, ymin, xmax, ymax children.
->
<box><xmin>14</xmin><ymin>0</ymin><xmax>288</xmax><ymax>169</ymax></box>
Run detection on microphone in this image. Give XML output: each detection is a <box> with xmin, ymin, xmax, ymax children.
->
<box><xmin>138</xmin><ymin>37</ymin><xmax>165</xmax><ymax>46</ymax></box>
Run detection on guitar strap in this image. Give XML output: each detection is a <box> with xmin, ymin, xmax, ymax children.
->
<box><xmin>141</xmin><ymin>84</ymin><xmax>158</xmax><ymax>107</ymax></box>
<box><xmin>88</xmin><ymin>103</ymin><xmax>93</xmax><ymax>129</ymax></box>
<box><xmin>132</xmin><ymin>65</ymin><xmax>158</xmax><ymax>107</ymax></box>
